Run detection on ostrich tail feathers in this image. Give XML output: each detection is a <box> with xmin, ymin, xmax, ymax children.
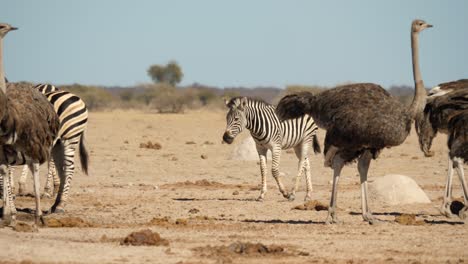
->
<box><xmin>275</xmin><ymin>92</ymin><xmax>313</xmax><ymax>121</ymax></box>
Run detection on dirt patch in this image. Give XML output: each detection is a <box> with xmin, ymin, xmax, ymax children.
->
<box><xmin>120</xmin><ymin>229</ymin><xmax>169</xmax><ymax>246</ymax></box>
<box><xmin>185</xmin><ymin>141</ymin><xmax>196</xmax><ymax>145</ymax></box>
<box><xmin>394</xmin><ymin>214</ymin><xmax>426</xmax><ymax>226</ymax></box>
<box><xmin>13</xmin><ymin>221</ymin><xmax>38</xmax><ymax>233</ymax></box>
<box><xmin>161</xmin><ymin>179</ymin><xmax>245</xmax><ymax>189</ymax></box>
<box><xmin>292</xmin><ymin>200</ymin><xmax>328</xmax><ymax>211</ymax></box>
<box><xmin>139</xmin><ymin>141</ymin><xmax>162</xmax><ymax>150</ymax></box>
<box><xmin>193</xmin><ymin>241</ymin><xmax>295</xmax><ymax>258</ymax></box>
<box><xmin>45</xmin><ymin>217</ymin><xmax>94</xmax><ymax>228</ymax></box>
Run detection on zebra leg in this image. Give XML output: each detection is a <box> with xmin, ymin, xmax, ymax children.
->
<box><xmin>303</xmin><ymin>158</ymin><xmax>313</xmax><ymax>201</ymax></box>
<box><xmin>1</xmin><ymin>164</ymin><xmax>16</xmax><ymax>226</ymax></box>
<box><xmin>43</xmin><ymin>159</ymin><xmax>57</xmax><ymax>198</ymax></box>
<box><xmin>271</xmin><ymin>146</ymin><xmax>289</xmax><ymax>199</ymax></box>
<box><xmin>29</xmin><ymin>162</ymin><xmax>44</xmax><ymax>226</ymax></box>
<box><xmin>290</xmin><ymin>145</ymin><xmax>307</xmax><ymax>201</ymax></box>
<box><xmin>440</xmin><ymin>154</ymin><xmax>455</xmax><ymax>218</ymax></box>
<box><xmin>17</xmin><ymin>165</ymin><xmax>29</xmax><ymax>196</ymax></box>
<box><xmin>454</xmin><ymin>157</ymin><xmax>468</xmax><ymax>220</ymax></box>
<box><xmin>53</xmin><ymin>140</ymin><xmax>77</xmax><ymax>213</ymax></box>
<box><xmin>256</xmin><ymin>147</ymin><xmax>268</xmax><ymax>201</ymax></box>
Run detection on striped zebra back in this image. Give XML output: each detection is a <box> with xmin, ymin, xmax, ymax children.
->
<box><xmin>44</xmin><ymin>90</ymin><xmax>88</xmax><ymax>140</ymax></box>
<box><xmin>35</xmin><ymin>84</ymin><xmax>58</xmax><ymax>94</ymax></box>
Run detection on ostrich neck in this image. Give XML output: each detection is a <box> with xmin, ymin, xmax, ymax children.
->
<box><xmin>409</xmin><ymin>31</ymin><xmax>426</xmax><ymax>119</ymax></box>
<box><xmin>0</xmin><ymin>38</ymin><xmax>6</xmax><ymax>93</ymax></box>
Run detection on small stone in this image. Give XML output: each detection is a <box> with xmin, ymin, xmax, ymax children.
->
<box><xmin>201</xmin><ymin>154</ymin><xmax>208</xmax><ymax>159</ymax></box>
<box><xmin>232</xmin><ymin>190</ymin><xmax>240</xmax><ymax>195</ymax></box>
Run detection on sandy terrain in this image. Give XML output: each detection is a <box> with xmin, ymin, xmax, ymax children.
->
<box><xmin>0</xmin><ymin>109</ymin><xmax>467</xmax><ymax>264</ymax></box>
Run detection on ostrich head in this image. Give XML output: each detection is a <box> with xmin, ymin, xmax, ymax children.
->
<box><xmin>0</xmin><ymin>23</ymin><xmax>18</xmax><ymax>38</ymax></box>
<box><xmin>415</xmin><ymin>105</ymin><xmax>437</xmax><ymax>157</ymax></box>
<box><xmin>223</xmin><ymin>97</ymin><xmax>248</xmax><ymax>144</ymax></box>
<box><xmin>411</xmin><ymin>19</ymin><xmax>433</xmax><ymax>33</ymax></box>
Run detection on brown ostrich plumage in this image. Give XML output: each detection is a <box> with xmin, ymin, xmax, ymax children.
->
<box><xmin>1</xmin><ymin>82</ymin><xmax>60</xmax><ymax>163</ymax></box>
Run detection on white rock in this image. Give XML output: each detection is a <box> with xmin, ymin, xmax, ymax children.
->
<box><xmin>368</xmin><ymin>174</ymin><xmax>431</xmax><ymax>205</ymax></box>
<box><xmin>228</xmin><ymin>136</ymin><xmax>271</xmax><ymax>161</ymax></box>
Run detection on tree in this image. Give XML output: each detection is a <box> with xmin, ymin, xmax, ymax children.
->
<box><xmin>147</xmin><ymin>61</ymin><xmax>183</xmax><ymax>86</ymax></box>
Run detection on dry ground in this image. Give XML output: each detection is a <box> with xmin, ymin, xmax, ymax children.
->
<box><xmin>0</xmin><ymin>109</ymin><xmax>467</xmax><ymax>264</ymax></box>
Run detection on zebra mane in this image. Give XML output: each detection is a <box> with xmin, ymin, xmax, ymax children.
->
<box><xmin>226</xmin><ymin>96</ymin><xmax>271</xmax><ymax>109</ymax></box>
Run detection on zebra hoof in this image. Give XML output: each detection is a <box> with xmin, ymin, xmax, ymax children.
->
<box><xmin>50</xmin><ymin>207</ymin><xmax>65</xmax><ymax>214</ymax></box>
<box><xmin>41</xmin><ymin>192</ymin><xmax>52</xmax><ymax>199</ymax></box>
<box><xmin>287</xmin><ymin>193</ymin><xmax>296</xmax><ymax>201</ymax></box>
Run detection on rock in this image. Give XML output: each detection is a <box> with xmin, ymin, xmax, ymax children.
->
<box><xmin>228</xmin><ymin>137</ymin><xmax>271</xmax><ymax>161</ymax></box>
<box><xmin>369</xmin><ymin>174</ymin><xmax>431</xmax><ymax>205</ymax></box>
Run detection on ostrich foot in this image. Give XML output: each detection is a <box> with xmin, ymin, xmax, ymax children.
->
<box><xmin>256</xmin><ymin>195</ymin><xmax>265</xmax><ymax>202</ymax></box>
<box><xmin>35</xmin><ymin>215</ymin><xmax>45</xmax><ymax>227</ymax></box>
<box><xmin>458</xmin><ymin>206</ymin><xmax>467</xmax><ymax>220</ymax></box>
<box><xmin>325</xmin><ymin>209</ymin><xmax>342</xmax><ymax>224</ymax></box>
<box><xmin>362</xmin><ymin>212</ymin><xmax>379</xmax><ymax>225</ymax></box>
<box><xmin>439</xmin><ymin>202</ymin><xmax>455</xmax><ymax>218</ymax></box>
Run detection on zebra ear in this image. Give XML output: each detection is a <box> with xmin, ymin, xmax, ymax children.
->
<box><xmin>238</xmin><ymin>97</ymin><xmax>247</xmax><ymax>110</ymax></box>
<box><xmin>223</xmin><ymin>97</ymin><xmax>230</xmax><ymax>107</ymax></box>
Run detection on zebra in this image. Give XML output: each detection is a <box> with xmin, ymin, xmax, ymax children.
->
<box><xmin>222</xmin><ymin>96</ymin><xmax>321</xmax><ymax>201</ymax></box>
<box><xmin>14</xmin><ymin>84</ymin><xmax>89</xmax><ymax>213</ymax></box>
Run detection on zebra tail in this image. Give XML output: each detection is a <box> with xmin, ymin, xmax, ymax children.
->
<box><xmin>79</xmin><ymin>133</ymin><xmax>89</xmax><ymax>175</ymax></box>
<box><xmin>50</xmin><ymin>139</ymin><xmax>66</xmax><ymax>212</ymax></box>
<box><xmin>312</xmin><ymin>135</ymin><xmax>321</xmax><ymax>154</ymax></box>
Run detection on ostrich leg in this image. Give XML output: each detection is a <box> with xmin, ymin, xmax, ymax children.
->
<box><xmin>29</xmin><ymin>162</ymin><xmax>43</xmax><ymax>225</ymax></box>
<box><xmin>326</xmin><ymin>147</ymin><xmax>344</xmax><ymax>224</ymax></box>
<box><xmin>454</xmin><ymin>157</ymin><xmax>468</xmax><ymax>219</ymax></box>
<box><xmin>358</xmin><ymin>150</ymin><xmax>377</xmax><ymax>224</ymax></box>
<box><xmin>441</xmin><ymin>155</ymin><xmax>455</xmax><ymax>217</ymax></box>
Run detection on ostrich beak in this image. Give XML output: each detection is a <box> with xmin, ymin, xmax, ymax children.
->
<box><xmin>10</xmin><ymin>27</ymin><xmax>18</xmax><ymax>31</ymax></box>
<box><xmin>426</xmin><ymin>24</ymin><xmax>433</xmax><ymax>28</ymax></box>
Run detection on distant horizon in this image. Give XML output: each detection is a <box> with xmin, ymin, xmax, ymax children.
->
<box><xmin>2</xmin><ymin>1</ymin><xmax>467</xmax><ymax>89</ymax></box>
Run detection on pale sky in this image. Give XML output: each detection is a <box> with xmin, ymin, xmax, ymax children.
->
<box><xmin>1</xmin><ymin>0</ymin><xmax>467</xmax><ymax>88</ymax></box>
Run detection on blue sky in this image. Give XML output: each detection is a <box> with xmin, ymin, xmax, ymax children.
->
<box><xmin>1</xmin><ymin>1</ymin><xmax>467</xmax><ymax>88</ymax></box>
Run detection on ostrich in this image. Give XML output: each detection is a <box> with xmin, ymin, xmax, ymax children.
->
<box><xmin>428</xmin><ymin>79</ymin><xmax>468</xmax><ymax>97</ymax></box>
<box><xmin>415</xmin><ymin>88</ymin><xmax>468</xmax><ymax>218</ymax></box>
<box><xmin>275</xmin><ymin>19</ymin><xmax>432</xmax><ymax>224</ymax></box>
<box><xmin>0</xmin><ymin>23</ymin><xmax>62</xmax><ymax>226</ymax></box>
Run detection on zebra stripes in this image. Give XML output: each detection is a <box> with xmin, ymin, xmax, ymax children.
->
<box><xmin>223</xmin><ymin>96</ymin><xmax>320</xmax><ymax>201</ymax></box>
<box><xmin>16</xmin><ymin>84</ymin><xmax>89</xmax><ymax>213</ymax></box>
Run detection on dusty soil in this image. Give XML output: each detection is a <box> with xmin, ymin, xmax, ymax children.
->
<box><xmin>0</xmin><ymin>109</ymin><xmax>467</xmax><ymax>264</ymax></box>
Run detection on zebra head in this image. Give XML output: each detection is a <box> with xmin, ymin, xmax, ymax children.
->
<box><xmin>415</xmin><ymin>106</ymin><xmax>437</xmax><ymax>157</ymax></box>
<box><xmin>223</xmin><ymin>97</ymin><xmax>248</xmax><ymax>144</ymax></box>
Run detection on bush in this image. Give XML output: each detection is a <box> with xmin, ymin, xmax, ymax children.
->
<box><xmin>61</xmin><ymin>84</ymin><xmax>118</xmax><ymax>111</ymax></box>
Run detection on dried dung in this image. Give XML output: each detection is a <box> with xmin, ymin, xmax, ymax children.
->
<box><xmin>292</xmin><ymin>200</ymin><xmax>328</xmax><ymax>211</ymax></box>
<box><xmin>139</xmin><ymin>141</ymin><xmax>162</xmax><ymax>150</ymax></box>
<box><xmin>121</xmin><ymin>229</ymin><xmax>169</xmax><ymax>246</ymax></box>
<box><xmin>13</xmin><ymin>222</ymin><xmax>38</xmax><ymax>233</ymax></box>
<box><xmin>45</xmin><ymin>217</ymin><xmax>93</xmax><ymax>228</ymax></box>
<box><xmin>194</xmin><ymin>242</ymin><xmax>289</xmax><ymax>258</ymax></box>
<box><xmin>147</xmin><ymin>216</ymin><xmax>171</xmax><ymax>226</ymax></box>
<box><xmin>394</xmin><ymin>214</ymin><xmax>426</xmax><ymax>226</ymax></box>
